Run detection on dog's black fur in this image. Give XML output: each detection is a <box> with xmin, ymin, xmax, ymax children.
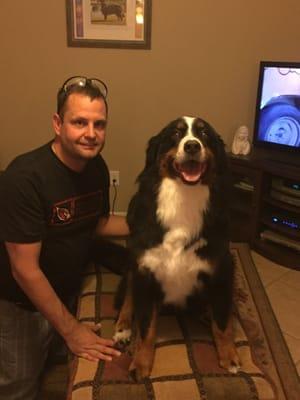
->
<box><xmin>114</xmin><ymin>116</ymin><xmax>239</xmax><ymax>378</ymax></box>
<box><xmin>99</xmin><ymin>0</ymin><xmax>124</xmax><ymax>21</ymax></box>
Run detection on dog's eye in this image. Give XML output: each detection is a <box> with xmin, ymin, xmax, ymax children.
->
<box><xmin>173</xmin><ymin>130</ymin><xmax>183</xmax><ymax>140</ymax></box>
<box><xmin>199</xmin><ymin>130</ymin><xmax>208</xmax><ymax>139</ymax></box>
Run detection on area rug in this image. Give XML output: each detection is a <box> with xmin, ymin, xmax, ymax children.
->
<box><xmin>67</xmin><ymin>243</ymin><xmax>299</xmax><ymax>400</ymax></box>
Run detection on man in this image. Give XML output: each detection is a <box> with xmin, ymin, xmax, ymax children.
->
<box><xmin>0</xmin><ymin>76</ymin><xmax>129</xmax><ymax>399</ymax></box>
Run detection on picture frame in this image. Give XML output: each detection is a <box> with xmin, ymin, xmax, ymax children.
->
<box><xmin>66</xmin><ymin>0</ymin><xmax>152</xmax><ymax>49</ymax></box>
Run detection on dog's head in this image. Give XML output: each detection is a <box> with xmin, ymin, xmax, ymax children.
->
<box><xmin>140</xmin><ymin>116</ymin><xmax>227</xmax><ymax>185</ymax></box>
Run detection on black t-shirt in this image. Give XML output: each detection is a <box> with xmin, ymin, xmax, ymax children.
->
<box><xmin>0</xmin><ymin>141</ymin><xmax>109</xmax><ymax>306</ymax></box>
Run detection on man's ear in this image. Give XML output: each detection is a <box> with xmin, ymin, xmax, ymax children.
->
<box><xmin>52</xmin><ymin>113</ymin><xmax>62</xmax><ymax>135</ymax></box>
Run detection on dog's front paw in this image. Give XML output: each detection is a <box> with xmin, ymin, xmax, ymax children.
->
<box><xmin>129</xmin><ymin>358</ymin><xmax>152</xmax><ymax>382</ymax></box>
<box><xmin>113</xmin><ymin>328</ymin><xmax>132</xmax><ymax>350</ymax></box>
<box><xmin>219</xmin><ymin>345</ymin><xmax>241</xmax><ymax>374</ymax></box>
<box><xmin>128</xmin><ymin>344</ymin><xmax>155</xmax><ymax>381</ymax></box>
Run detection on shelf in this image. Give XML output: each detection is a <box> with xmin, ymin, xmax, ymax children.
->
<box><xmin>253</xmin><ymin>238</ymin><xmax>300</xmax><ymax>270</ymax></box>
<box><xmin>230</xmin><ymin>204</ymin><xmax>252</xmax><ymax>217</ymax></box>
<box><xmin>231</xmin><ymin>187</ymin><xmax>253</xmax><ymax>210</ymax></box>
<box><xmin>260</xmin><ymin>218</ymin><xmax>300</xmax><ymax>241</ymax></box>
<box><xmin>228</xmin><ymin>150</ymin><xmax>300</xmax><ymax>270</ymax></box>
<box><xmin>230</xmin><ymin>218</ymin><xmax>252</xmax><ymax>242</ymax></box>
<box><xmin>260</xmin><ymin>229</ymin><xmax>300</xmax><ymax>252</ymax></box>
<box><xmin>263</xmin><ymin>195</ymin><xmax>300</xmax><ymax>214</ymax></box>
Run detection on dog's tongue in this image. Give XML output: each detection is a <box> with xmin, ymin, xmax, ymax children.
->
<box><xmin>176</xmin><ymin>161</ymin><xmax>206</xmax><ymax>183</ymax></box>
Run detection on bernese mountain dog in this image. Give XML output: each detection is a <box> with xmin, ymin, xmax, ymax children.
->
<box><xmin>114</xmin><ymin>116</ymin><xmax>240</xmax><ymax>380</ymax></box>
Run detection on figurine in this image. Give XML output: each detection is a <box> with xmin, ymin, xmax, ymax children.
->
<box><xmin>231</xmin><ymin>125</ymin><xmax>251</xmax><ymax>155</ymax></box>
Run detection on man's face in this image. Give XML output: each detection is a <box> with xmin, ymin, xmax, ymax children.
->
<box><xmin>53</xmin><ymin>93</ymin><xmax>107</xmax><ymax>170</ymax></box>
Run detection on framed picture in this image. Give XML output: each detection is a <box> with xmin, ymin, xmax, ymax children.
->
<box><xmin>66</xmin><ymin>0</ymin><xmax>152</xmax><ymax>49</ymax></box>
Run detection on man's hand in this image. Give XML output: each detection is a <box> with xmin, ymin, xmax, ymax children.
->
<box><xmin>64</xmin><ymin>321</ymin><xmax>121</xmax><ymax>362</ymax></box>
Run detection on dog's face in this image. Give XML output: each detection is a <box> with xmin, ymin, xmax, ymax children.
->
<box><xmin>144</xmin><ymin>116</ymin><xmax>226</xmax><ymax>185</ymax></box>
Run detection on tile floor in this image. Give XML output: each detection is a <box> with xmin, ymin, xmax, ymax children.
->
<box><xmin>251</xmin><ymin>251</ymin><xmax>300</xmax><ymax>376</ymax></box>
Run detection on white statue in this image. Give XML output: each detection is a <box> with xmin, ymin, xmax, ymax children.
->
<box><xmin>231</xmin><ymin>125</ymin><xmax>251</xmax><ymax>155</ymax></box>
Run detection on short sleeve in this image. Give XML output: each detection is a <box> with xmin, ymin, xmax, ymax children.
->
<box><xmin>0</xmin><ymin>172</ymin><xmax>45</xmax><ymax>243</ymax></box>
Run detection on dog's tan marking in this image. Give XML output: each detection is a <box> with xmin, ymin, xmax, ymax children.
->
<box><xmin>159</xmin><ymin>149</ymin><xmax>177</xmax><ymax>178</ymax></box>
<box><xmin>129</xmin><ymin>307</ymin><xmax>157</xmax><ymax>381</ymax></box>
<box><xmin>201</xmin><ymin>147</ymin><xmax>216</xmax><ymax>185</ymax></box>
<box><xmin>211</xmin><ymin>316</ymin><xmax>241</xmax><ymax>374</ymax></box>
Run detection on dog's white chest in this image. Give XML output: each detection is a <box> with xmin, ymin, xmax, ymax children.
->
<box><xmin>139</xmin><ymin>178</ymin><xmax>211</xmax><ymax>306</ymax></box>
<box><xmin>156</xmin><ymin>178</ymin><xmax>209</xmax><ymax>237</ymax></box>
<box><xmin>140</xmin><ymin>235</ymin><xmax>211</xmax><ymax>306</ymax></box>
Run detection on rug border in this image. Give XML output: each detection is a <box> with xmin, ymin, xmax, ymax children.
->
<box><xmin>232</xmin><ymin>242</ymin><xmax>300</xmax><ymax>400</ymax></box>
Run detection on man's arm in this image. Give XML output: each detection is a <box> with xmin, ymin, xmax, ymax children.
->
<box><xmin>96</xmin><ymin>214</ymin><xmax>129</xmax><ymax>237</ymax></box>
<box><xmin>5</xmin><ymin>241</ymin><xmax>121</xmax><ymax>362</ymax></box>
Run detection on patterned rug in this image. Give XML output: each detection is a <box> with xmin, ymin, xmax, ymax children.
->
<box><xmin>67</xmin><ymin>243</ymin><xmax>299</xmax><ymax>400</ymax></box>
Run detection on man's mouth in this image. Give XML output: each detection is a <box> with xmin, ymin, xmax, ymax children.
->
<box><xmin>174</xmin><ymin>160</ymin><xmax>207</xmax><ymax>184</ymax></box>
<box><xmin>79</xmin><ymin>143</ymin><xmax>99</xmax><ymax>149</ymax></box>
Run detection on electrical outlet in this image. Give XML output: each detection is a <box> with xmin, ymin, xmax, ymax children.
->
<box><xmin>110</xmin><ymin>170</ymin><xmax>120</xmax><ymax>186</ymax></box>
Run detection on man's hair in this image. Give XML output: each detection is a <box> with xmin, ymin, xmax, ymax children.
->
<box><xmin>56</xmin><ymin>82</ymin><xmax>108</xmax><ymax>119</ymax></box>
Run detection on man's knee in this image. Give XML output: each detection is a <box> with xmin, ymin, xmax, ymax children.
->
<box><xmin>0</xmin><ymin>299</ymin><xmax>53</xmax><ymax>399</ymax></box>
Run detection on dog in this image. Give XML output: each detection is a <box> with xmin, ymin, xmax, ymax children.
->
<box><xmin>99</xmin><ymin>0</ymin><xmax>124</xmax><ymax>21</ymax></box>
<box><xmin>113</xmin><ymin>116</ymin><xmax>240</xmax><ymax>380</ymax></box>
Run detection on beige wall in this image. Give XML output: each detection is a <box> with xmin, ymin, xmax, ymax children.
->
<box><xmin>1</xmin><ymin>0</ymin><xmax>299</xmax><ymax>211</ymax></box>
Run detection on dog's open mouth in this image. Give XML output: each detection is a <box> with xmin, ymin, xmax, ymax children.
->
<box><xmin>174</xmin><ymin>160</ymin><xmax>207</xmax><ymax>184</ymax></box>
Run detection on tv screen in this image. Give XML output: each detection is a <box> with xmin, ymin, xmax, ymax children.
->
<box><xmin>253</xmin><ymin>61</ymin><xmax>300</xmax><ymax>152</ymax></box>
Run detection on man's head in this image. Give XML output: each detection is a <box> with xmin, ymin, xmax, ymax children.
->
<box><xmin>56</xmin><ymin>76</ymin><xmax>108</xmax><ymax>119</ymax></box>
<box><xmin>52</xmin><ymin>76</ymin><xmax>108</xmax><ymax>172</ymax></box>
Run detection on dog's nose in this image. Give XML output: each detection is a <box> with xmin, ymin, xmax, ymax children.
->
<box><xmin>184</xmin><ymin>140</ymin><xmax>201</xmax><ymax>155</ymax></box>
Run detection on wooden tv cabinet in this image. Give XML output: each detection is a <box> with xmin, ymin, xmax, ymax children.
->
<box><xmin>228</xmin><ymin>149</ymin><xmax>300</xmax><ymax>270</ymax></box>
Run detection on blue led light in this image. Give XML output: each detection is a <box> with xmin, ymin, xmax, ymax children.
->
<box><xmin>271</xmin><ymin>215</ymin><xmax>299</xmax><ymax>230</ymax></box>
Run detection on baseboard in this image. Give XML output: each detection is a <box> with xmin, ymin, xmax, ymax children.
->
<box><xmin>111</xmin><ymin>211</ymin><xmax>127</xmax><ymax>216</ymax></box>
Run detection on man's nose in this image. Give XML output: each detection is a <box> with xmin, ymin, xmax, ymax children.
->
<box><xmin>85</xmin><ymin>123</ymin><xmax>96</xmax><ymax>138</ymax></box>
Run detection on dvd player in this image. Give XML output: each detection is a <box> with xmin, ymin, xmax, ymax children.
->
<box><xmin>268</xmin><ymin>214</ymin><xmax>300</xmax><ymax>231</ymax></box>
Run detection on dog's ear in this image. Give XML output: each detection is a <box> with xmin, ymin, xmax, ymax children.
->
<box><xmin>214</xmin><ymin>131</ymin><xmax>228</xmax><ymax>173</ymax></box>
<box><xmin>144</xmin><ymin>134</ymin><xmax>162</xmax><ymax>169</ymax></box>
<box><xmin>204</xmin><ymin>122</ymin><xmax>228</xmax><ymax>173</ymax></box>
<box><xmin>136</xmin><ymin>131</ymin><xmax>165</xmax><ymax>183</ymax></box>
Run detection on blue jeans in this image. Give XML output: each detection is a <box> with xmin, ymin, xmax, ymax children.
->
<box><xmin>0</xmin><ymin>299</ymin><xmax>54</xmax><ymax>400</ymax></box>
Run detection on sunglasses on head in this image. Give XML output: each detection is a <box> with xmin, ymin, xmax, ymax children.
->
<box><xmin>61</xmin><ymin>76</ymin><xmax>108</xmax><ymax>98</ymax></box>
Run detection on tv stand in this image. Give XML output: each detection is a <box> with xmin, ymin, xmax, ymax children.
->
<box><xmin>228</xmin><ymin>149</ymin><xmax>300</xmax><ymax>270</ymax></box>
<box><xmin>264</xmin><ymin>153</ymin><xmax>300</xmax><ymax>168</ymax></box>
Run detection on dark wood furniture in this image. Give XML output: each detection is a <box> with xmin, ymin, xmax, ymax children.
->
<box><xmin>228</xmin><ymin>149</ymin><xmax>300</xmax><ymax>270</ymax></box>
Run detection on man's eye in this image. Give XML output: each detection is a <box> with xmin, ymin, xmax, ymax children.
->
<box><xmin>94</xmin><ymin>120</ymin><xmax>107</xmax><ymax>130</ymax></box>
<box><xmin>73</xmin><ymin>119</ymin><xmax>86</xmax><ymax>127</ymax></box>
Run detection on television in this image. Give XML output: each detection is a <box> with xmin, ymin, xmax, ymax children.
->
<box><xmin>253</xmin><ymin>61</ymin><xmax>300</xmax><ymax>157</ymax></box>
